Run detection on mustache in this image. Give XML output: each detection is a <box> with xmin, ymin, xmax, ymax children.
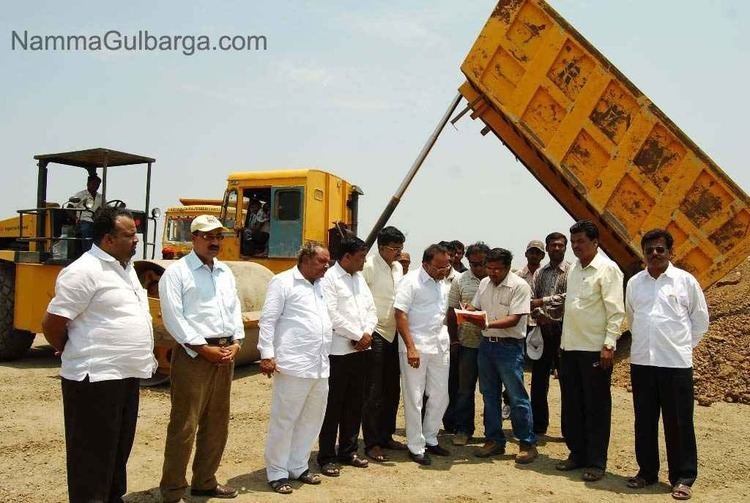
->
<box><xmin>209</xmin><ymin>245</ymin><xmax>220</xmax><ymax>251</ymax></box>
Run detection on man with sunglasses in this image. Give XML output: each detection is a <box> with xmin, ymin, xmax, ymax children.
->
<box><xmin>159</xmin><ymin>214</ymin><xmax>244</xmax><ymax>501</ymax></box>
<box><xmin>447</xmin><ymin>242</ymin><xmax>490</xmax><ymax>446</ymax></box>
<box><xmin>625</xmin><ymin>229</ymin><xmax>708</xmax><ymax>501</ymax></box>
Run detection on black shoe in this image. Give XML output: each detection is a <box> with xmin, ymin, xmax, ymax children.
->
<box><xmin>426</xmin><ymin>444</ymin><xmax>450</xmax><ymax>456</ymax></box>
<box><xmin>408</xmin><ymin>451</ymin><xmax>432</xmax><ymax>466</ymax></box>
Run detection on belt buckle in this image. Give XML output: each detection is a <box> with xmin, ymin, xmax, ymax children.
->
<box><xmin>217</xmin><ymin>337</ymin><xmax>229</xmax><ymax>346</ymax></box>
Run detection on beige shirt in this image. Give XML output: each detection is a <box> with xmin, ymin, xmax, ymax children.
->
<box><xmin>561</xmin><ymin>251</ymin><xmax>625</xmax><ymax>351</ymax></box>
<box><xmin>471</xmin><ymin>271</ymin><xmax>531</xmax><ymax>340</ymax></box>
<box><xmin>362</xmin><ymin>253</ymin><xmax>403</xmax><ymax>342</ymax></box>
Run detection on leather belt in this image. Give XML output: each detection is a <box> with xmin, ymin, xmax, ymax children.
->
<box><xmin>484</xmin><ymin>336</ymin><xmax>522</xmax><ymax>344</ymax></box>
<box><xmin>205</xmin><ymin>337</ymin><xmax>232</xmax><ymax>347</ymax></box>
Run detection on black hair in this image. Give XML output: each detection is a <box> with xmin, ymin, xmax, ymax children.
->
<box><xmin>485</xmin><ymin>247</ymin><xmax>513</xmax><ymax>267</ymax></box>
<box><xmin>465</xmin><ymin>241</ymin><xmax>490</xmax><ymax>258</ymax></box>
<box><xmin>93</xmin><ymin>207</ymin><xmax>133</xmax><ymax>244</ymax></box>
<box><xmin>438</xmin><ymin>240</ymin><xmax>456</xmax><ymax>253</ymax></box>
<box><xmin>641</xmin><ymin>229</ymin><xmax>674</xmax><ymax>251</ymax></box>
<box><xmin>377</xmin><ymin>226</ymin><xmax>405</xmax><ymax>247</ymax></box>
<box><xmin>569</xmin><ymin>220</ymin><xmax>599</xmax><ymax>240</ymax></box>
<box><xmin>422</xmin><ymin>243</ymin><xmax>449</xmax><ymax>263</ymax></box>
<box><xmin>339</xmin><ymin>236</ymin><xmax>368</xmax><ymax>257</ymax></box>
<box><xmin>450</xmin><ymin>240</ymin><xmax>465</xmax><ymax>252</ymax></box>
<box><xmin>545</xmin><ymin>232</ymin><xmax>568</xmax><ymax>246</ymax></box>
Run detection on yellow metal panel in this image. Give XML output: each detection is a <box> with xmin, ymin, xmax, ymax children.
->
<box><xmin>14</xmin><ymin>263</ymin><xmax>63</xmax><ymax>333</ymax></box>
<box><xmin>460</xmin><ymin>0</ymin><xmax>750</xmax><ymax>288</ymax></box>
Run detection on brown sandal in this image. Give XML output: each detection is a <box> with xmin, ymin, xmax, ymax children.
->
<box><xmin>269</xmin><ymin>478</ymin><xmax>293</xmax><ymax>494</ymax></box>
<box><xmin>295</xmin><ymin>470</ymin><xmax>321</xmax><ymax>485</ymax></box>
<box><xmin>672</xmin><ymin>483</ymin><xmax>692</xmax><ymax>500</ymax></box>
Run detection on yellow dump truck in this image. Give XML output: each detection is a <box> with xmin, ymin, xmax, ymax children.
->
<box><xmin>455</xmin><ymin>0</ymin><xmax>750</xmax><ymax>289</ymax></box>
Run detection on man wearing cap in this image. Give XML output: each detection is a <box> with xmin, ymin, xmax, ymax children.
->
<box><xmin>529</xmin><ymin>232</ymin><xmax>570</xmax><ymax>436</ymax></box>
<box><xmin>69</xmin><ymin>174</ymin><xmax>102</xmax><ymax>252</ymax></box>
<box><xmin>159</xmin><ymin>214</ymin><xmax>244</xmax><ymax>501</ymax></box>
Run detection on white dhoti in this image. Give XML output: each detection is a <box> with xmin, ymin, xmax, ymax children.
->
<box><xmin>264</xmin><ymin>372</ymin><xmax>328</xmax><ymax>481</ymax></box>
<box><xmin>399</xmin><ymin>350</ymin><xmax>450</xmax><ymax>455</ymax></box>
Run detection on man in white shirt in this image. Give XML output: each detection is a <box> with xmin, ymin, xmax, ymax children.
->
<box><xmin>466</xmin><ymin>248</ymin><xmax>537</xmax><ymax>463</ymax></box>
<box><xmin>159</xmin><ymin>214</ymin><xmax>244</xmax><ymax>502</ymax></box>
<box><xmin>556</xmin><ymin>220</ymin><xmax>625</xmax><ymax>482</ymax></box>
<box><xmin>42</xmin><ymin>207</ymin><xmax>156</xmax><ymax>503</ymax></box>
<box><xmin>69</xmin><ymin>174</ymin><xmax>102</xmax><ymax>252</ymax></box>
<box><xmin>625</xmin><ymin>229</ymin><xmax>708</xmax><ymax>500</ymax></box>
<box><xmin>394</xmin><ymin>243</ymin><xmax>452</xmax><ymax>465</ymax></box>
<box><xmin>361</xmin><ymin>226</ymin><xmax>408</xmax><ymax>462</ymax></box>
<box><xmin>258</xmin><ymin>242</ymin><xmax>332</xmax><ymax>494</ymax></box>
<box><xmin>317</xmin><ymin>237</ymin><xmax>378</xmax><ymax>476</ymax></box>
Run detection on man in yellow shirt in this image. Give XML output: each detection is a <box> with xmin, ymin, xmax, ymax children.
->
<box><xmin>556</xmin><ymin>220</ymin><xmax>624</xmax><ymax>482</ymax></box>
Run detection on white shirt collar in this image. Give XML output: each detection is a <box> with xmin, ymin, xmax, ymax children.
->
<box><xmin>186</xmin><ymin>250</ymin><xmax>226</xmax><ymax>271</ymax></box>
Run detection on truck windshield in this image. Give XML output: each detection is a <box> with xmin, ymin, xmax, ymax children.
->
<box><xmin>165</xmin><ymin>217</ymin><xmax>193</xmax><ymax>243</ymax></box>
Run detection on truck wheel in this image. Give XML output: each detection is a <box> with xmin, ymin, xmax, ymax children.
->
<box><xmin>0</xmin><ymin>263</ymin><xmax>35</xmax><ymax>360</ymax></box>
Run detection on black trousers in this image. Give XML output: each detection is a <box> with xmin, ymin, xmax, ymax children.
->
<box><xmin>631</xmin><ymin>364</ymin><xmax>697</xmax><ymax>486</ymax></box>
<box><xmin>61</xmin><ymin>376</ymin><xmax>140</xmax><ymax>503</ymax></box>
<box><xmin>530</xmin><ymin>322</ymin><xmax>562</xmax><ymax>434</ymax></box>
<box><xmin>442</xmin><ymin>344</ymin><xmax>460</xmax><ymax>432</ymax></box>
<box><xmin>362</xmin><ymin>332</ymin><xmax>401</xmax><ymax>449</ymax></box>
<box><xmin>318</xmin><ymin>351</ymin><xmax>368</xmax><ymax>465</ymax></box>
<box><xmin>559</xmin><ymin>350</ymin><xmax>612</xmax><ymax>470</ymax></box>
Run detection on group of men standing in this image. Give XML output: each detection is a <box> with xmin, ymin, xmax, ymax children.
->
<box><xmin>43</xmin><ymin>207</ymin><xmax>709</xmax><ymax>502</ymax></box>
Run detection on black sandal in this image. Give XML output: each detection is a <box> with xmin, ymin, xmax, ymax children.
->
<box><xmin>320</xmin><ymin>462</ymin><xmax>340</xmax><ymax>477</ymax></box>
<box><xmin>582</xmin><ymin>468</ymin><xmax>605</xmax><ymax>481</ymax></box>
<box><xmin>296</xmin><ymin>469</ymin><xmax>321</xmax><ymax>485</ymax></box>
<box><xmin>626</xmin><ymin>475</ymin><xmax>655</xmax><ymax>489</ymax></box>
<box><xmin>269</xmin><ymin>478</ymin><xmax>293</xmax><ymax>494</ymax></box>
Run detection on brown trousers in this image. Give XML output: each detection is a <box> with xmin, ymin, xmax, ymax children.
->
<box><xmin>160</xmin><ymin>346</ymin><xmax>234</xmax><ymax>501</ymax></box>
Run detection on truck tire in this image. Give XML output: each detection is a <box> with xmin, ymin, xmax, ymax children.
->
<box><xmin>0</xmin><ymin>263</ymin><xmax>35</xmax><ymax>360</ymax></box>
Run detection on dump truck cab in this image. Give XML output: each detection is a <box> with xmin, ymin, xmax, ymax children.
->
<box><xmin>0</xmin><ymin>148</ymin><xmax>159</xmax><ymax>359</ymax></box>
<box><xmin>218</xmin><ymin>169</ymin><xmax>362</xmax><ymax>273</ymax></box>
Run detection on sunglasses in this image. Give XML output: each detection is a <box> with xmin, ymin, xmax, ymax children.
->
<box><xmin>644</xmin><ymin>245</ymin><xmax>667</xmax><ymax>254</ymax></box>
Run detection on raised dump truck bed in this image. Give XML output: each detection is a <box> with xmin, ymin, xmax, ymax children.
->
<box><xmin>459</xmin><ymin>0</ymin><xmax>750</xmax><ymax>288</ymax></box>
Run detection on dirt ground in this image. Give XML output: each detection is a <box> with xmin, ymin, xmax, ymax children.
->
<box><xmin>1</xmin><ymin>337</ymin><xmax>749</xmax><ymax>503</ymax></box>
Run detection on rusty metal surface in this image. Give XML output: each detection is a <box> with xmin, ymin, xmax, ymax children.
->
<box><xmin>460</xmin><ymin>0</ymin><xmax>750</xmax><ymax>288</ymax></box>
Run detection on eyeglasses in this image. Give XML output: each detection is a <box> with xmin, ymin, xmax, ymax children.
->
<box><xmin>196</xmin><ymin>233</ymin><xmax>225</xmax><ymax>241</ymax></box>
<box><xmin>644</xmin><ymin>245</ymin><xmax>667</xmax><ymax>254</ymax></box>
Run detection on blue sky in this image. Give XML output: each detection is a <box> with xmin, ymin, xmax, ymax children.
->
<box><xmin>1</xmin><ymin>0</ymin><xmax>747</xmax><ymax>265</ymax></box>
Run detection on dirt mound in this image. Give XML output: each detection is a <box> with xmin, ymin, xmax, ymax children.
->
<box><xmin>612</xmin><ymin>257</ymin><xmax>750</xmax><ymax>406</ymax></box>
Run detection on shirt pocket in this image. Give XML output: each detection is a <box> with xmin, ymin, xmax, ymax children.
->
<box><xmin>495</xmin><ymin>302</ymin><xmax>510</xmax><ymax>318</ymax></box>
